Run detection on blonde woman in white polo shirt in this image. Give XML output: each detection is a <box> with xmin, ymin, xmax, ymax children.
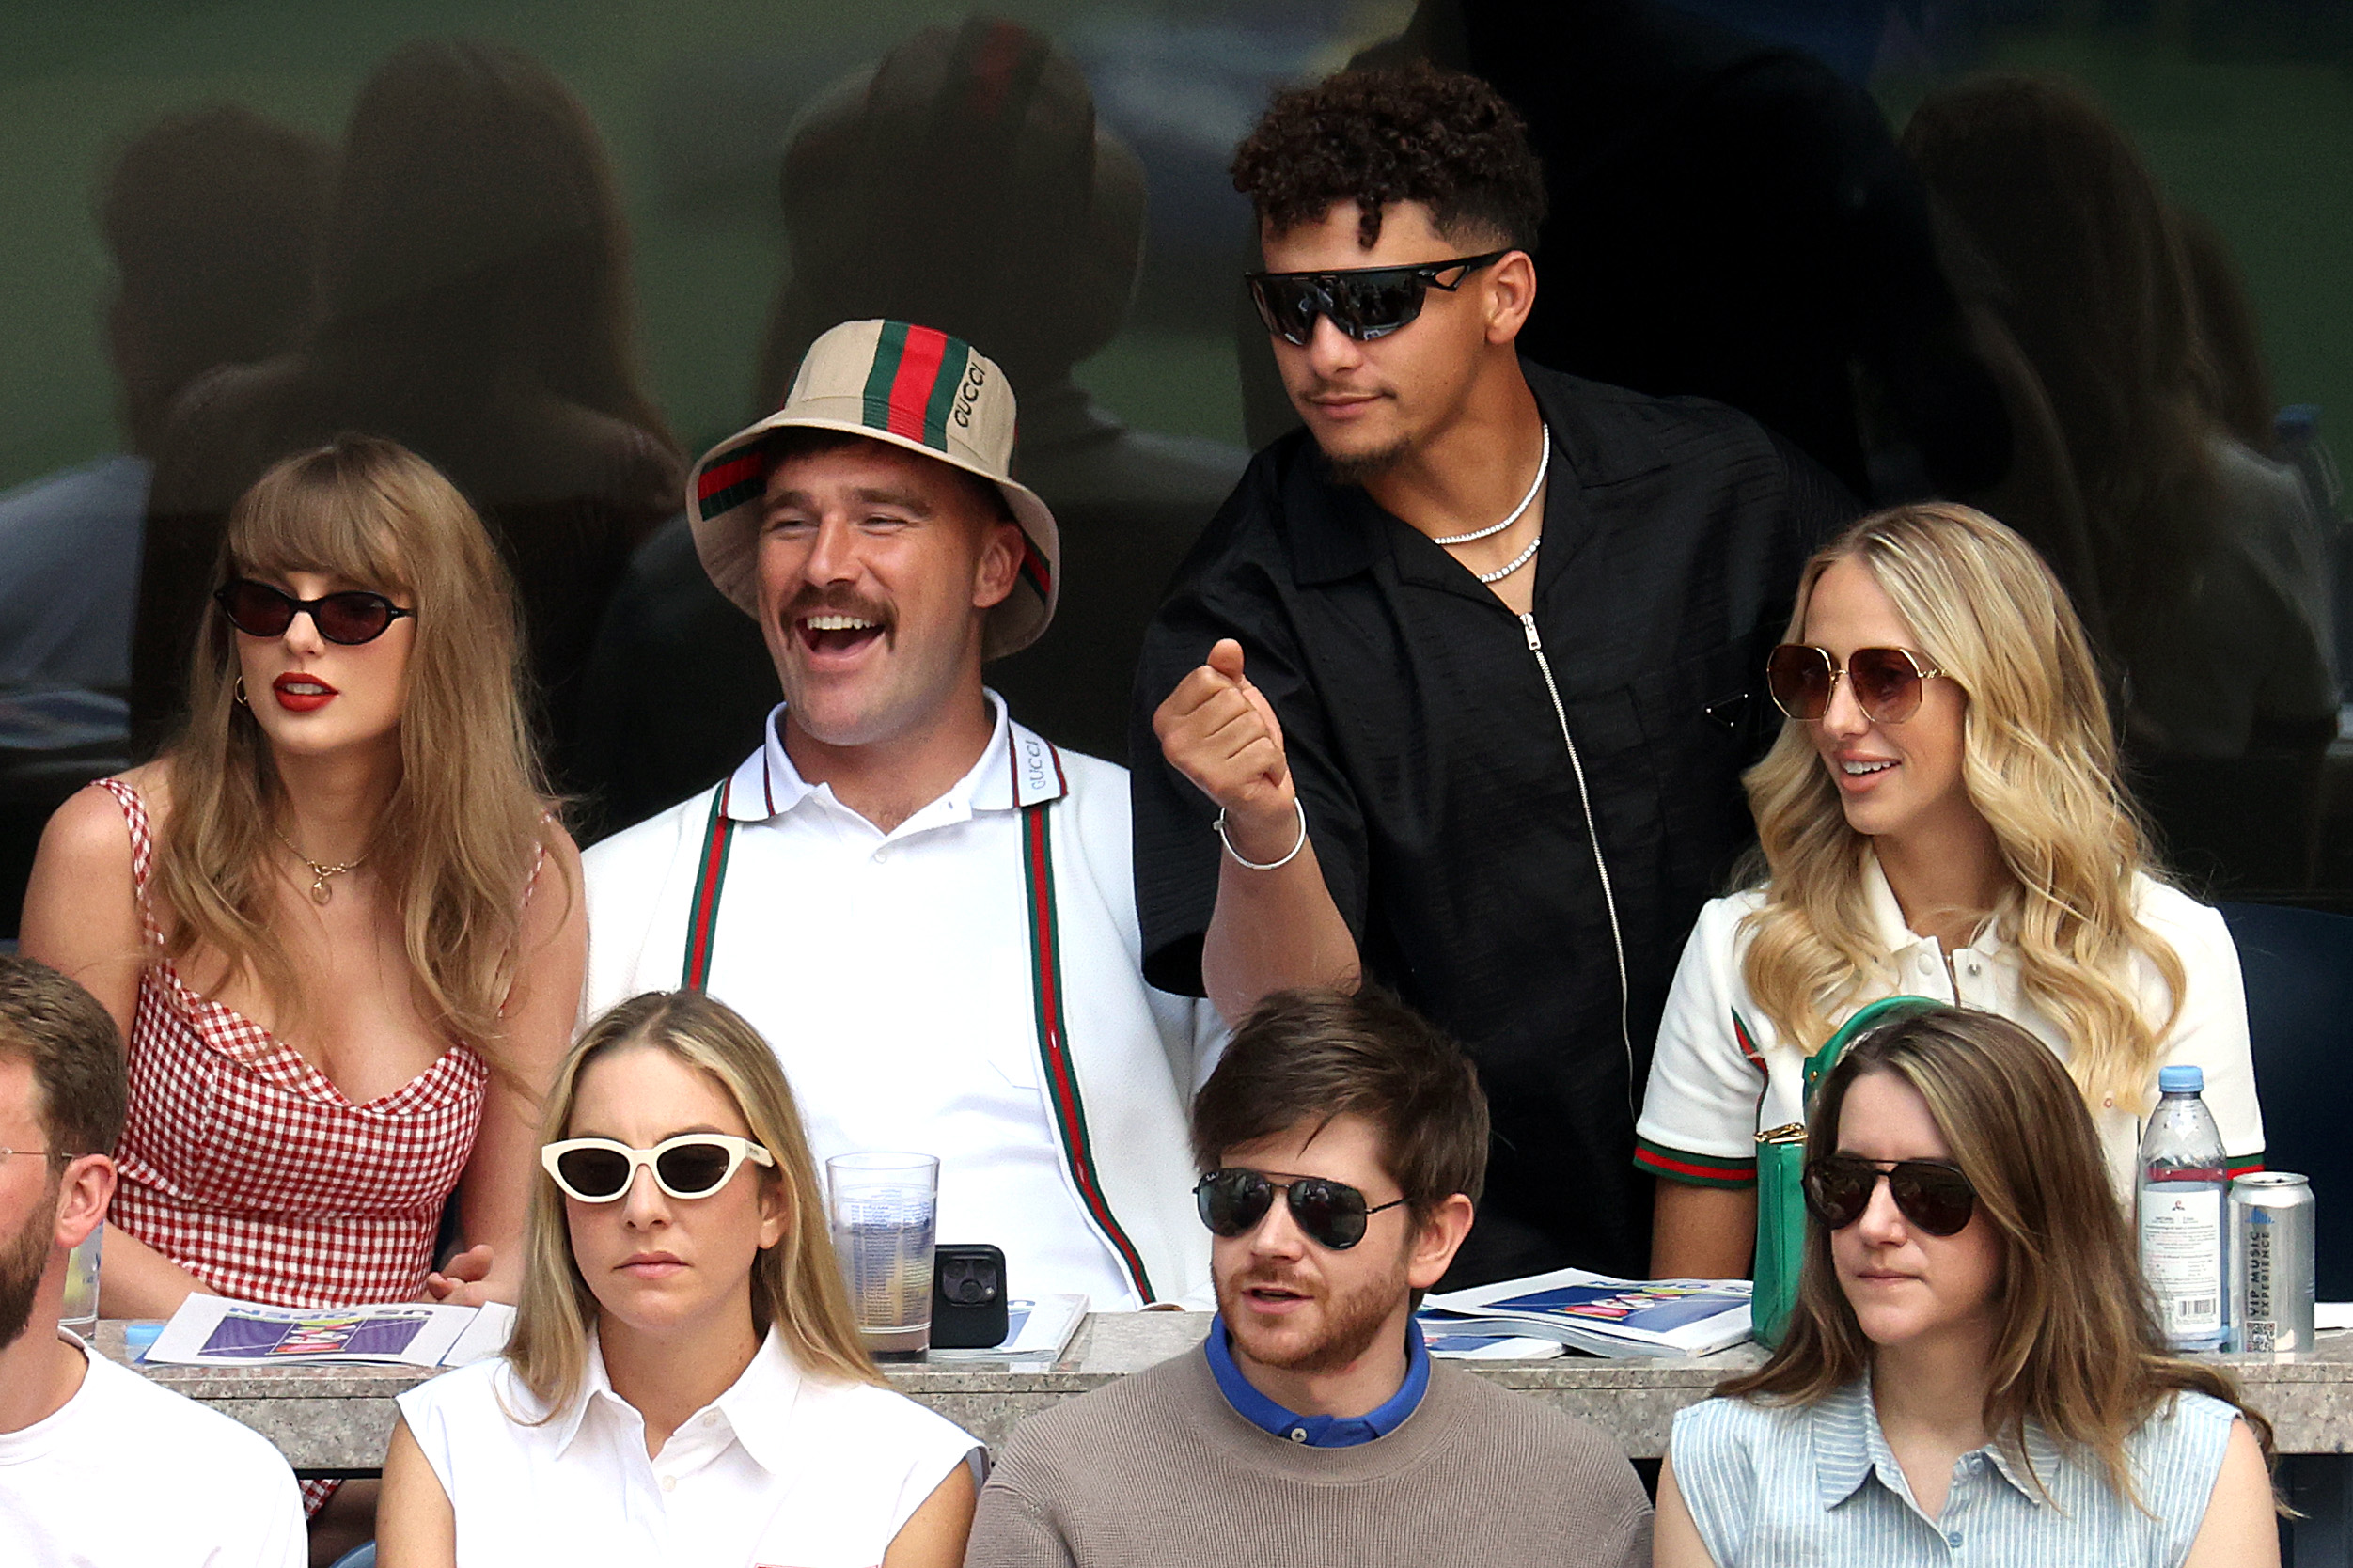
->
<box><xmin>1639</xmin><ymin>504</ymin><xmax>2263</xmax><ymax>1278</ymax></box>
<box><xmin>379</xmin><ymin>990</ymin><xmax>981</xmax><ymax>1568</ymax></box>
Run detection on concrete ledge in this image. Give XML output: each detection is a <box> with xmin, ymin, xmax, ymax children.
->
<box><xmin>99</xmin><ymin>1312</ymin><xmax>2353</xmax><ymax>1471</ymax></box>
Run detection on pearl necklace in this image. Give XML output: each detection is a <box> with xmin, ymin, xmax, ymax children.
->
<box><xmin>1430</xmin><ymin>426</ymin><xmax>1550</xmax><ymax>545</ymax></box>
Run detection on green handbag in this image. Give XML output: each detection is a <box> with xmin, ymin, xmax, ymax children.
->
<box><xmin>1749</xmin><ymin>995</ymin><xmax>1942</xmax><ymax>1350</ymax></box>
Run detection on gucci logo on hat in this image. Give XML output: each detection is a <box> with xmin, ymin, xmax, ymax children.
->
<box><xmin>685</xmin><ymin>320</ymin><xmax>1061</xmax><ymax>661</ymax></box>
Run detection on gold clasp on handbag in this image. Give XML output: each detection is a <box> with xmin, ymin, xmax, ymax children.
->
<box><xmin>1756</xmin><ymin>1123</ymin><xmax>1806</xmax><ymax>1145</ymax></box>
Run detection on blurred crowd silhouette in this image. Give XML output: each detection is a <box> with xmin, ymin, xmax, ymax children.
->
<box><xmin>0</xmin><ymin>0</ymin><xmax>2346</xmax><ymax>930</ymax></box>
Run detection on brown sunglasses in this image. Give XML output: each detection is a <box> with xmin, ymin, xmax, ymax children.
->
<box><xmin>1804</xmin><ymin>1153</ymin><xmax>1978</xmax><ymax>1236</ymax></box>
<box><xmin>1765</xmin><ymin>644</ymin><xmax>1946</xmax><ymax>725</ymax></box>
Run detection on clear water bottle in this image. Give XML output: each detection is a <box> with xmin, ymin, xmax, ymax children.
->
<box><xmin>2138</xmin><ymin>1064</ymin><xmax>2229</xmax><ymax>1352</ymax></box>
<box><xmin>59</xmin><ymin>1227</ymin><xmax>100</xmax><ymax>1341</ymax></box>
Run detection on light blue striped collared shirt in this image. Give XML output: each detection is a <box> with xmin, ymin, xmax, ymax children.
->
<box><xmin>1670</xmin><ymin>1377</ymin><xmax>2238</xmax><ymax>1566</ymax></box>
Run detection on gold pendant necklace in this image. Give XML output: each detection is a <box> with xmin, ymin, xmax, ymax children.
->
<box><xmin>273</xmin><ymin>826</ymin><xmax>368</xmax><ymax>904</ymax></box>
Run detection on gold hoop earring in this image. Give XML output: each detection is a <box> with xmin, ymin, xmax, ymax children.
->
<box><xmin>234</xmin><ymin>678</ymin><xmax>248</xmax><ymax>707</ymax></box>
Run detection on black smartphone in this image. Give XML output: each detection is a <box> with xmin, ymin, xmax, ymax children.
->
<box><xmin>931</xmin><ymin>1243</ymin><xmax>1009</xmax><ymax>1350</ymax></box>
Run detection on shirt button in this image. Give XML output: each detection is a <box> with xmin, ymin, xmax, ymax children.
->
<box><xmin>873</xmin><ymin>848</ymin><xmax>891</xmax><ymax>863</ymax></box>
<box><xmin>659</xmin><ymin>1475</ymin><xmax>676</xmax><ymax>1493</ymax></box>
<box><xmin>1288</xmin><ymin>1428</ymin><xmax>1307</xmax><ymax>1443</ymax></box>
<box><xmin>1946</xmin><ymin>1530</ymin><xmax>1962</xmax><ymax>1547</ymax></box>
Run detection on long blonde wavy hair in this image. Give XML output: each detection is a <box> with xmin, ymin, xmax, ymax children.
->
<box><xmin>1719</xmin><ymin>1007</ymin><xmax>2273</xmax><ymax>1509</ymax></box>
<box><xmin>506</xmin><ymin>991</ymin><xmax>880</xmax><ymax>1416</ymax></box>
<box><xmin>1741</xmin><ymin>502</ymin><xmax>2185</xmax><ymax>1111</ymax></box>
<box><xmin>151</xmin><ymin>434</ymin><xmax>565</xmax><ymax>1071</ymax></box>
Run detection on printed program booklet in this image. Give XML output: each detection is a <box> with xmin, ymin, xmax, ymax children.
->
<box><xmin>147</xmin><ymin>1297</ymin><xmax>516</xmax><ymax>1369</ymax></box>
<box><xmin>927</xmin><ymin>1294</ymin><xmax>1089</xmax><ymax>1363</ymax></box>
<box><xmin>1420</xmin><ymin>1267</ymin><xmax>1752</xmax><ymax>1358</ymax></box>
<box><xmin>1417</xmin><ymin>1322</ymin><xmax>1567</xmax><ymax>1360</ymax></box>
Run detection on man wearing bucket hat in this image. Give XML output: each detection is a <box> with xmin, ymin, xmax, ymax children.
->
<box><xmin>581</xmin><ymin>320</ymin><xmax>1221</xmax><ymax>1313</ymax></box>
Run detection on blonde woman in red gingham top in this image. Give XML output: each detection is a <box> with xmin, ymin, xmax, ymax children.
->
<box><xmin>21</xmin><ymin>438</ymin><xmax>584</xmax><ymax>1540</ymax></box>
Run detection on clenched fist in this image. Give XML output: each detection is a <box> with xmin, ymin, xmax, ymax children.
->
<box><xmin>1153</xmin><ymin>639</ymin><xmax>1301</xmax><ymax>863</ymax></box>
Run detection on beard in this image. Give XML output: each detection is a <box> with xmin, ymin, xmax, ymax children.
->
<box><xmin>1216</xmin><ymin>1247</ymin><xmax>1410</xmax><ymax>1376</ymax></box>
<box><xmin>1324</xmin><ymin>434</ymin><xmax>1414</xmax><ymax>488</ymax></box>
<box><xmin>0</xmin><ymin>1188</ymin><xmax>54</xmax><ymax>1352</ymax></box>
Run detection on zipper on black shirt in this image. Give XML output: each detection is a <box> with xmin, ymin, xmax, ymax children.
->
<box><xmin>1519</xmin><ymin>611</ymin><xmax>1636</xmax><ymax>1114</ymax></box>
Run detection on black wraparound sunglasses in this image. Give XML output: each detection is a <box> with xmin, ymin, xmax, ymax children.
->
<box><xmin>215</xmin><ymin>578</ymin><xmax>415</xmax><ymax>646</ymax></box>
<box><xmin>1194</xmin><ymin>1167</ymin><xmax>1407</xmax><ymax>1250</ymax></box>
<box><xmin>1803</xmin><ymin>1153</ymin><xmax>1978</xmax><ymax>1236</ymax></box>
<box><xmin>1246</xmin><ymin>251</ymin><xmax>1509</xmax><ymax>346</ymax></box>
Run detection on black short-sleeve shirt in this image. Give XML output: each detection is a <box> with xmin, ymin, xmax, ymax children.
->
<box><xmin>1131</xmin><ymin>361</ymin><xmax>1858</xmax><ymax>1283</ymax></box>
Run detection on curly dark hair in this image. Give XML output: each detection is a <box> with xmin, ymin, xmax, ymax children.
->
<box><xmin>1231</xmin><ymin>64</ymin><xmax>1545</xmax><ymax>252</ymax></box>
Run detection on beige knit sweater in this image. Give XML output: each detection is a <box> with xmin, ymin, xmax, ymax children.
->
<box><xmin>965</xmin><ymin>1346</ymin><xmax>1654</xmax><ymax>1567</ymax></box>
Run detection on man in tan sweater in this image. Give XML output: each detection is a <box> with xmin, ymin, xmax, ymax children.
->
<box><xmin>965</xmin><ymin>989</ymin><xmax>1654</xmax><ymax>1567</ymax></box>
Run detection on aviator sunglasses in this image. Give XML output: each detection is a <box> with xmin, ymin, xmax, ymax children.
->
<box><xmin>541</xmin><ymin>1134</ymin><xmax>775</xmax><ymax>1203</ymax></box>
<box><xmin>1765</xmin><ymin>643</ymin><xmax>1946</xmax><ymax>725</ymax></box>
<box><xmin>215</xmin><ymin>578</ymin><xmax>415</xmax><ymax>646</ymax></box>
<box><xmin>1246</xmin><ymin>251</ymin><xmax>1509</xmax><ymax>346</ymax></box>
<box><xmin>1193</xmin><ymin>1167</ymin><xmax>1407</xmax><ymax>1251</ymax></box>
<box><xmin>1803</xmin><ymin>1153</ymin><xmax>1979</xmax><ymax>1237</ymax></box>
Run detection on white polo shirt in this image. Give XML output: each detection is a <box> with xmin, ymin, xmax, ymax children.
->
<box><xmin>0</xmin><ymin>1332</ymin><xmax>306</xmax><ymax>1566</ymax></box>
<box><xmin>397</xmin><ymin>1327</ymin><xmax>980</xmax><ymax>1567</ymax></box>
<box><xmin>1637</xmin><ymin>857</ymin><xmax>2264</xmax><ymax>1201</ymax></box>
<box><xmin>584</xmin><ymin>697</ymin><xmax>1221</xmax><ymax>1312</ymax></box>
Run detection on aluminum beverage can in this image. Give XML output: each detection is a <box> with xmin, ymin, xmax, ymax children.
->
<box><xmin>2229</xmin><ymin>1172</ymin><xmax>2316</xmax><ymax>1356</ymax></box>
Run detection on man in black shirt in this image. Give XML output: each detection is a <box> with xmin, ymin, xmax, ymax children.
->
<box><xmin>1136</xmin><ymin>65</ymin><xmax>1857</xmax><ymax>1283</ymax></box>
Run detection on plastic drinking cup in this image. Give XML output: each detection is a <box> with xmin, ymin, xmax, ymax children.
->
<box><xmin>826</xmin><ymin>1152</ymin><xmax>938</xmax><ymax>1358</ymax></box>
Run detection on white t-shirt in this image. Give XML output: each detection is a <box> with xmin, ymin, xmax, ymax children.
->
<box><xmin>0</xmin><ymin>1331</ymin><xmax>306</xmax><ymax>1567</ymax></box>
<box><xmin>1637</xmin><ymin>859</ymin><xmax>2264</xmax><ymax>1201</ymax></box>
<box><xmin>397</xmin><ymin>1327</ymin><xmax>981</xmax><ymax>1568</ymax></box>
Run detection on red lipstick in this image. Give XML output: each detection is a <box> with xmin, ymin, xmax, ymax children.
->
<box><xmin>272</xmin><ymin>673</ymin><xmax>338</xmax><ymax>713</ymax></box>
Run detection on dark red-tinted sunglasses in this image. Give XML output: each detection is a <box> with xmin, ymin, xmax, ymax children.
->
<box><xmin>1803</xmin><ymin>1153</ymin><xmax>1978</xmax><ymax>1236</ymax></box>
<box><xmin>1765</xmin><ymin>644</ymin><xmax>1945</xmax><ymax>725</ymax></box>
<box><xmin>215</xmin><ymin>579</ymin><xmax>415</xmax><ymax>646</ymax></box>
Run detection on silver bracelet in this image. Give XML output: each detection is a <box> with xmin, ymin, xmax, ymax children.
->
<box><xmin>1215</xmin><ymin>799</ymin><xmax>1308</xmax><ymax>870</ymax></box>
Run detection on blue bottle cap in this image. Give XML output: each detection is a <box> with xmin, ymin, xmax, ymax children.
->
<box><xmin>2158</xmin><ymin>1064</ymin><xmax>2204</xmax><ymax>1094</ymax></box>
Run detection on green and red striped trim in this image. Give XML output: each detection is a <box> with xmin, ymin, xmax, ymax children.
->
<box><xmin>1020</xmin><ymin>756</ymin><xmax>1153</xmax><ymax>1301</ymax></box>
<box><xmin>1636</xmin><ymin>1137</ymin><xmax>1758</xmax><ymax>1189</ymax></box>
<box><xmin>1731</xmin><ymin>1008</ymin><xmax>1766</xmax><ymax>1074</ymax></box>
<box><xmin>861</xmin><ymin>321</ymin><xmax>972</xmax><ymax>454</ymax></box>
<box><xmin>1016</xmin><ymin>535</ymin><xmax>1053</xmax><ymax>603</ymax></box>
<box><xmin>2228</xmin><ymin>1153</ymin><xmax>2267</xmax><ymax>1180</ymax></box>
<box><xmin>681</xmin><ymin>781</ymin><xmax>736</xmax><ymax>991</ymax></box>
<box><xmin>696</xmin><ymin>447</ymin><xmax>771</xmax><ymax>523</ymax></box>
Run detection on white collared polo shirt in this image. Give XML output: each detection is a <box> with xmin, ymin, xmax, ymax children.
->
<box><xmin>396</xmin><ymin>1327</ymin><xmax>980</xmax><ymax>1568</ymax></box>
<box><xmin>583</xmin><ymin>695</ymin><xmax>1221</xmax><ymax>1311</ymax></box>
<box><xmin>1637</xmin><ymin>855</ymin><xmax>2264</xmax><ymax>1201</ymax></box>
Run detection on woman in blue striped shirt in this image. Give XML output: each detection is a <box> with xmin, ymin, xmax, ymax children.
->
<box><xmin>1655</xmin><ymin>1005</ymin><xmax>2279</xmax><ymax>1567</ymax></box>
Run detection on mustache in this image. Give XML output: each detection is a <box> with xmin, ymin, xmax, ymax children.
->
<box><xmin>779</xmin><ymin>585</ymin><xmax>893</xmax><ymax>627</ymax></box>
<box><xmin>1305</xmin><ymin>378</ymin><xmax>1390</xmax><ymax>401</ymax></box>
<box><xmin>1231</xmin><ymin>1265</ymin><xmax>1320</xmax><ymax>1296</ymax></box>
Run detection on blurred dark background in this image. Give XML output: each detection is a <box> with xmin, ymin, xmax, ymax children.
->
<box><xmin>2</xmin><ymin>0</ymin><xmax>2349</xmax><ymax>929</ymax></box>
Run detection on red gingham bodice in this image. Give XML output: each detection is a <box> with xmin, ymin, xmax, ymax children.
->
<box><xmin>99</xmin><ymin>778</ymin><xmax>488</xmax><ymax>1308</ymax></box>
